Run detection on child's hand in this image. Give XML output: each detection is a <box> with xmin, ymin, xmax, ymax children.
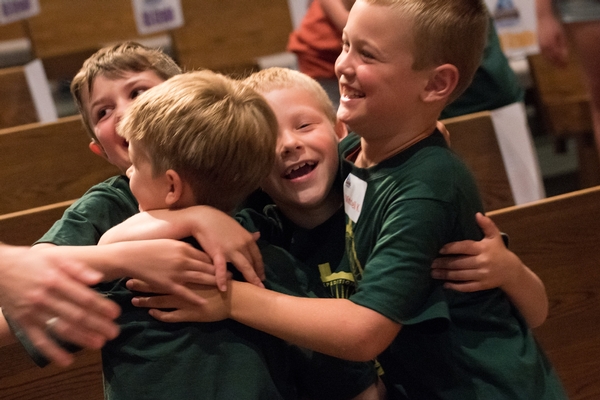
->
<box><xmin>431</xmin><ymin>213</ymin><xmax>521</xmax><ymax>292</ymax></box>
<box><xmin>127</xmin><ymin>279</ymin><xmax>230</xmax><ymax>323</ymax></box>
<box><xmin>119</xmin><ymin>240</ymin><xmax>222</xmax><ymax>305</ymax></box>
<box><xmin>186</xmin><ymin>208</ymin><xmax>265</xmax><ymax>292</ymax></box>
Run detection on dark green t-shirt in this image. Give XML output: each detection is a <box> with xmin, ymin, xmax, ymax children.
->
<box><xmin>441</xmin><ymin>18</ymin><xmax>524</xmax><ymax>119</ymax></box>
<box><xmin>339</xmin><ymin>132</ymin><xmax>567</xmax><ymax>400</ymax></box>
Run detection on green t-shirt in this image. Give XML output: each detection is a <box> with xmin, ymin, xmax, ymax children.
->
<box><xmin>339</xmin><ymin>132</ymin><xmax>567</xmax><ymax>400</ymax></box>
<box><xmin>237</xmin><ymin>208</ymin><xmax>378</xmax><ymax>400</ymax></box>
<box><xmin>440</xmin><ymin>18</ymin><xmax>524</xmax><ymax>119</ymax></box>
<box><xmin>33</xmin><ymin>176</ymin><xmax>297</xmax><ymax>399</ymax></box>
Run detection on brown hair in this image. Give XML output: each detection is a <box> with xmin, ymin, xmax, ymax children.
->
<box><xmin>70</xmin><ymin>41</ymin><xmax>182</xmax><ymax>140</ymax></box>
<box><xmin>118</xmin><ymin>70</ymin><xmax>278</xmax><ymax>212</ymax></box>
<box><xmin>364</xmin><ymin>0</ymin><xmax>488</xmax><ymax>102</ymax></box>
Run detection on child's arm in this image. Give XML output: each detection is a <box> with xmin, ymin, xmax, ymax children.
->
<box><xmin>127</xmin><ymin>278</ymin><xmax>400</xmax><ymax>362</ymax></box>
<box><xmin>431</xmin><ymin>213</ymin><xmax>548</xmax><ymax>328</ymax></box>
<box><xmin>99</xmin><ymin>206</ymin><xmax>265</xmax><ymax>291</ymax></box>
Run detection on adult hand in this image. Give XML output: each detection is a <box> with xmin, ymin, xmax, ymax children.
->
<box><xmin>0</xmin><ymin>245</ymin><xmax>120</xmax><ymax>366</ymax></box>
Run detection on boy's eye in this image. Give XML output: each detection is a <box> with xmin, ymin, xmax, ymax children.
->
<box><xmin>131</xmin><ymin>88</ymin><xmax>147</xmax><ymax>99</ymax></box>
<box><xmin>97</xmin><ymin>108</ymin><xmax>113</xmax><ymax>121</ymax></box>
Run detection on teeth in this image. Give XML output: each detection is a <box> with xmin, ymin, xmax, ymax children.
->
<box><xmin>285</xmin><ymin>161</ymin><xmax>315</xmax><ymax>176</ymax></box>
<box><xmin>342</xmin><ymin>87</ymin><xmax>364</xmax><ymax>99</ymax></box>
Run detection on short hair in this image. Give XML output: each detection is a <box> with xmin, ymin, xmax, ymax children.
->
<box><xmin>118</xmin><ymin>70</ymin><xmax>278</xmax><ymax>212</ymax></box>
<box><xmin>364</xmin><ymin>0</ymin><xmax>488</xmax><ymax>102</ymax></box>
<box><xmin>243</xmin><ymin>67</ymin><xmax>337</xmax><ymax>125</ymax></box>
<box><xmin>70</xmin><ymin>41</ymin><xmax>182</xmax><ymax>140</ymax></box>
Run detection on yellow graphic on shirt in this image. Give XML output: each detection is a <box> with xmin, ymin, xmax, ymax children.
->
<box><xmin>344</xmin><ymin>218</ymin><xmax>385</xmax><ymax>377</ymax></box>
<box><xmin>318</xmin><ymin>263</ymin><xmax>355</xmax><ymax>299</ymax></box>
<box><xmin>345</xmin><ymin>219</ymin><xmax>364</xmax><ymax>282</ymax></box>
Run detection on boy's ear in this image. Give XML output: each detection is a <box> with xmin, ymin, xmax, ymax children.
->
<box><xmin>334</xmin><ymin>119</ymin><xmax>348</xmax><ymax>140</ymax></box>
<box><xmin>422</xmin><ymin>64</ymin><xmax>459</xmax><ymax>103</ymax></box>
<box><xmin>89</xmin><ymin>141</ymin><xmax>108</xmax><ymax>160</ymax></box>
<box><xmin>164</xmin><ymin>169</ymin><xmax>185</xmax><ymax>207</ymax></box>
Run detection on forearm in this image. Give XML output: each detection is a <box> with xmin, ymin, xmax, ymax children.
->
<box><xmin>501</xmin><ymin>262</ymin><xmax>548</xmax><ymax>328</ymax></box>
<box><xmin>99</xmin><ymin>209</ymin><xmax>196</xmax><ymax>244</ymax></box>
<box><xmin>535</xmin><ymin>0</ymin><xmax>556</xmax><ymax>19</ymax></box>
<box><xmin>228</xmin><ymin>281</ymin><xmax>399</xmax><ymax>361</ymax></box>
<box><xmin>320</xmin><ymin>0</ymin><xmax>350</xmax><ymax>31</ymax></box>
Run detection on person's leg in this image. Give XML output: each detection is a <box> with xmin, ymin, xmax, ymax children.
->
<box><xmin>565</xmin><ymin>21</ymin><xmax>600</xmax><ymax>159</ymax></box>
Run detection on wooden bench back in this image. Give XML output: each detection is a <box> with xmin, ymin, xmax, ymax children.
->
<box><xmin>0</xmin><ymin>344</ymin><xmax>102</xmax><ymax>400</ymax></box>
<box><xmin>527</xmin><ymin>52</ymin><xmax>600</xmax><ymax>188</ymax></box>
<box><xmin>0</xmin><ymin>65</ymin><xmax>38</xmax><ymax>128</ymax></box>
<box><xmin>172</xmin><ymin>0</ymin><xmax>292</xmax><ymax>75</ymax></box>
<box><xmin>23</xmin><ymin>0</ymin><xmax>293</xmax><ymax>80</ymax></box>
<box><xmin>0</xmin><ymin>200</ymin><xmax>73</xmax><ymax>245</ymax></box>
<box><xmin>488</xmin><ymin>185</ymin><xmax>600</xmax><ymax>400</ymax></box>
<box><xmin>0</xmin><ymin>115</ymin><xmax>120</xmax><ymax>215</ymax></box>
<box><xmin>442</xmin><ymin>111</ymin><xmax>515</xmax><ymax>211</ymax></box>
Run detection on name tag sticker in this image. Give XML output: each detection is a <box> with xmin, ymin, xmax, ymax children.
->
<box><xmin>0</xmin><ymin>0</ymin><xmax>39</xmax><ymax>25</ymax></box>
<box><xmin>132</xmin><ymin>0</ymin><xmax>184</xmax><ymax>35</ymax></box>
<box><xmin>343</xmin><ymin>173</ymin><xmax>367</xmax><ymax>223</ymax></box>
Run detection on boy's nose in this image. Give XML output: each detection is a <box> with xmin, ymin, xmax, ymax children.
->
<box><xmin>279</xmin><ymin>131</ymin><xmax>303</xmax><ymax>155</ymax></box>
<box><xmin>125</xmin><ymin>164</ymin><xmax>134</xmax><ymax>179</ymax></box>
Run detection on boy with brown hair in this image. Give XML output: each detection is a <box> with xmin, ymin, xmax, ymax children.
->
<box><xmin>98</xmin><ymin>69</ymin><xmax>308</xmax><ymax>399</ymax></box>
<box><xmin>126</xmin><ymin>1</ymin><xmax>567</xmax><ymax>398</ymax></box>
<box><xmin>1</xmin><ymin>42</ymin><xmax>262</xmax><ymax>367</ymax></box>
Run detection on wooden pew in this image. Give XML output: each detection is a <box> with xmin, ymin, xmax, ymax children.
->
<box><xmin>0</xmin><ymin>64</ymin><xmax>38</xmax><ymax>128</ymax></box>
<box><xmin>488</xmin><ymin>185</ymin><xmax>600</xmax><ymax>400</ymax></box>
<box><xmin>23</xmin><ymin>0</ymin><xmax>293</xmax><ymax>80</ymax></box>
<box><xmin>442</xmin><ymin>111</ymin><xmax>515</xmax><ymax>211</ymax></box>
<box><xmin>0</xmin><ymin>115</ymin><xmax>120</xmax><ymax>215</ymax></box>
<box><xmin>0</xmin><ymin>59</ymin><xmax>58</xmax><ymax>129</ymax></box>
<box><xmin>0</xmin><ymin>200</ymin><xmax>73</xmax><ymax>245</ymax></box>
<box><xmin>0</xmin><ymin>344</ymin><xmax>103</xmax><ymax>400</ymax></box>
<box><xmin>528</xmin><ymin>51</ymin><xmax>600</xmax><ymax>188</ymax></box>
<box><xmin>172</xmin><ymin>0</ymin><xmax>293</xmax><ymax>75</ymax></box>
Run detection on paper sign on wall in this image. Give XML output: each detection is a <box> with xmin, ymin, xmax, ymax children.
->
<box><xmin>0</xmin><ymin>0</ymin><xmax>39</xmax><ymax>25</ymax></box>
<box><xmin>132</xmin><ymin>0</ymin><xmax>184</xmax><ymax>35</ymax></box>
<box><xmin>485</xmin><ymin>0</ymin><xmax>539</xmax><ymax>59</ymax></box>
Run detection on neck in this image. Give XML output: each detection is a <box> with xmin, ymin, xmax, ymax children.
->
<box><xmin>354</xmin><ymin>121</ymin><xmax>437</xmax><ymax>168</ymax></box>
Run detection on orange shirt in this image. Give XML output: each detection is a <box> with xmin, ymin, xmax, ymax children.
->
<box><xmin>287</xmin><ymin>0</ymin><xmax>342</xmax><ymax>79</ymax></box>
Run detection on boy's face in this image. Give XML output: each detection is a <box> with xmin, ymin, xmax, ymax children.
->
<box><xmin>335</xmin><ymin>0</ymin><xmax>431</xmax><ymax>137</ymax></box>
<box><xmin>126</xmin><ymin>141</ymin><xmax>170</xmax><ymax>212</ymax></box>
<box><xmin>260</xmin><ymin>86</ymin><xmax>341</xmax><ymax>212</ymax></box>
<box><xmin>84</xmin><ymin>70</ymin><xmax>165</xmax><ymax>173</ymax></box>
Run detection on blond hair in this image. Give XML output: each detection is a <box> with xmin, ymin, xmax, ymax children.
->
<box><xmin>364</xmin><ymin>0</ymin><xmax>488</xmax><ymax>102</ymax></box>
<box><xmin>70</xmin><ymin>41</ymin><xmax>182</xmax><ymax>140</ymax></box>
<box><xmin>118</xmin><ymin>70</ymin><xmax>278</xmax><ymax>212</ymax></box>
<box><xmin>243</xmin><ymin>67</ymin><xmax>337</xmax><ymax>125</ymax></box>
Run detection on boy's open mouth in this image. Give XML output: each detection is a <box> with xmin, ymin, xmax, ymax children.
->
<box><xmin>341</xmin><ymin>86</ymin><xmax>365</xmax><ymax>99</ymax></box>
<box><xmin>284</xmin><ymin>162</ymin><xmax>316</xmax><ymax>180</ymax></box>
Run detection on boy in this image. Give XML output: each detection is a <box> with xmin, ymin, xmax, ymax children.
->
<box><xmin>120</xmin><ymin>64</ymin><xmax>554</xmax><ymax>399</ymax></box>
<box><xmin>98</xmin><ymin>69</ymin><xmax>312</xmax><ymax>399</ymax></box>
<box><xmin>1</xmin><ymin>42</ymin><xmax>262</xmax><ymax>367</ymax></box>
<box><xmin>125</xmin><ymin>2</ymin><xmax>567</xmax><ymax>398</ymax></box>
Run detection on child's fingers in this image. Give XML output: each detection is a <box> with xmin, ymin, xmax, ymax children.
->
<box><xmin>126</xmin><ymin>278</ymin><xmax>155</xmax><ymax>293</ymax></box>
<box><xmin>475</xmin><ymin>213</ymin><xmax>501</xmax><ymax>238</ymax></box>
<box><xmin>438</xmin><ymin>240</ymin><xmax>480</xmax><ymax>256</ymax></box>
<box><xmin>442</xmin><ymin>281</ymin><xmax>485</xmax><ymax>293</ymax></box>
<box><xmin>132</xmin><ymin>295</ymin><xmax>174</xmax><ymax>309</ymax></box>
